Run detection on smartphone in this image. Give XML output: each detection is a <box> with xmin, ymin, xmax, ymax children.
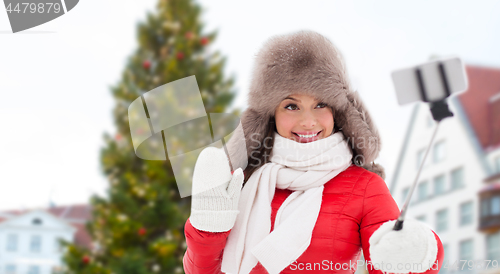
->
<box><xmin>392</xmin><ymin>56</ymin><xmax>468</xmax><ymax>105</ymax></box>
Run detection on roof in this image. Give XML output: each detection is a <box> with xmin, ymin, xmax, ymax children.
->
<box><xmin>0</xmin><ymin>204</ymin><xmax>93</xmax><ymax>249</ymax></box>
<box><xmin>457</xmin><ymin>65</ymin><xmax>500</xmax><ymax>152</ymax></box>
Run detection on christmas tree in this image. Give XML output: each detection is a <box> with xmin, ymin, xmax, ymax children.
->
<box><xmin>60</xmin><ymin>0</ymin><xmax>239</xmax><ymax>273</ymax></box>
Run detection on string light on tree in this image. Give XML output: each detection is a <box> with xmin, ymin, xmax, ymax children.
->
<box><xmin>160</xmin><ymin>46</ymin><xmax>168</xmax><ymax>58</ymax></box>
<box><xmin>167</xmin><ymin>36</ymin><xmax>175</xmax><ymax>45</ymax></box>
<box><xmin>117</xmin><ymin>214</ymin><xmax>128</xmax><ymax>222</ymax></box>
<box><xmin>185</xmin><ymin>31</ymin><xmax>194</xmax><ymax>39</ymax></box>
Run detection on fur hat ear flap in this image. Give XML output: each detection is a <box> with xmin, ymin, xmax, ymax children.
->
<box><xmin>225</xmin><ymin>108</ymin><xmax>269</xmax><ymax>173</ymax></box>
<box><xmin>338</xmin><ymin>90</ymin><xmax>381</xmax><ymax>165</ymax></box>
<box><xmin>363</xmin><ymin>163</ymin><xmax>386</xmax><ymax>180</ymax></box>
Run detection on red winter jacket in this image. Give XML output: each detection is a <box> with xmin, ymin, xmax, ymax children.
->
<box><xmin>183</xmin><ymin>165</ymin><xmax>444</xmax><ymax>274</ymax></box>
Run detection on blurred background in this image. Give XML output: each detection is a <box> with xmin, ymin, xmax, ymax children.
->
<box><xmin>0</xmin><ymin>0</ymin><xmax>499</xmax><ymax>273</ymax></box>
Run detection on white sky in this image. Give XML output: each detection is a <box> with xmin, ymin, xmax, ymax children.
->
<box><xmin>0</xmin><ymin>0</ymin><xmax>499</xmax><ymax>210</ymax></box>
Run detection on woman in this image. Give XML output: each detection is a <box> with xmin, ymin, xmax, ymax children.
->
<box><xmin>183</xmin><ymin>30</ymin><xmax>444</xmax><ymax>274</ymax></box>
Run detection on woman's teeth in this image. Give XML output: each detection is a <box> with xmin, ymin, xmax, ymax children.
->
<box><xmin>296</xmin><ymin>132</ymin><xmax>319</xmax><ymax>138</ymax></box>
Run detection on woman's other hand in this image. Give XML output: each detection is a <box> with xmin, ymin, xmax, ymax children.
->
<box><xmin>369</xmin><ymin>219</ymin><xmax>440</xmax><ymax>274</ymax></box>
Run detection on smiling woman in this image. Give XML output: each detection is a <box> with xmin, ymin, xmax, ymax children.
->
<box><xmin>183</xmin><ymin>30</ymin><xmax>444</xmax><ymax>274</ymax></box>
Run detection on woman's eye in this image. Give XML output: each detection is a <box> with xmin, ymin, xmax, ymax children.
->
<box><xmin>285</xmin><ymin>103</ymin><xmax>327</xmax><ymax>110</ymax></box>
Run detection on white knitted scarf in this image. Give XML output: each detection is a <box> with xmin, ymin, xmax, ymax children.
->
<box><xmin>221</xmin><ymin>131</ymin><xmax>353</xmax><ymax>274</ymax></box>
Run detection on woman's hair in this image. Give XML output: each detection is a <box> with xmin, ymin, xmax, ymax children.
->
<box><xmin>242</xmin><ymin>106</ymin><xmax>339</xmax><ymax>187</ymax></box>
<box><xmin>242</xmin><ymin>116</ymin><xmax>277</xmax><ymax>187</ymax></box>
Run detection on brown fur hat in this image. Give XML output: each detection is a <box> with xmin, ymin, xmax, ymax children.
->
<box><xmin>225</xmin><ymin>30</ymin><xmax>384</xmax><ymax>179</ymax></box>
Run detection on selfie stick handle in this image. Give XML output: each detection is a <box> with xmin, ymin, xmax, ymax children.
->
<box><xmin>393</xmin><ymin>63</ymin><xmax>454</xmax><ymax>231</ymax></box>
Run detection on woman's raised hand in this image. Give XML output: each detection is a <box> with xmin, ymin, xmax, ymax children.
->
<box><xmin>189</xmin><ymin>146</ymin><xmax>245</xmax><ymax>232</ymax></box>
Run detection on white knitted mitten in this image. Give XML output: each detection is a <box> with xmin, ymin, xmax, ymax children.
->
<box><xmin>369</xmin><ymin>219</ymin><xmax>438</xmax><ymax>273</ymax></box>
<box><xmin>190</xmin><ymin>147</ymin><xmax>244</xmax><ymax>232</ymax></box>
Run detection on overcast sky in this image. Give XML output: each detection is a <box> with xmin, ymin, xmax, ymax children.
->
<box><xmin>0</xmin><ymin>0</ymin><xmax>499</xmax><ymax>210</ymax></box>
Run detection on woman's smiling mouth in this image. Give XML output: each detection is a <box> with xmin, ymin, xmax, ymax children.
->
<box><xmin>292</xmin><ymin>131</ymin><xmax>322</xmax><ymax>143</ymax></box>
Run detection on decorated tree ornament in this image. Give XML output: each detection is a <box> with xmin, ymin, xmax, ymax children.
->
<box><xmin>82</xmin><ymin>255</ymin><xmax>90</xmax><ymax>264</ymax></box>
<box><xmin>176</xmin><ymin>52</ymin><xmax>184</xmax><ymax>60</ymax></box>
<box><xmin>143</xmin><ymin>60</ymin><xmax>151</xmax><ymax>70</ymax></box>
<box><xmin>138</xmin><ymin>227</ymin><xmax>147</xmax><ymax>236</ymax></box>
<box><xmin>200</xmin><ymin>37</ymin><xmax>209</xmax><ymax>45</ymax></box>
<box><xmin>152</xmin><ymin>264</ymin><xmax>161</xmax><ymax>272</ymax></box>
<box><xmin>115</xmin><ymin>133</ymin><xmax>122</xmax><ymax>141</ymax></box>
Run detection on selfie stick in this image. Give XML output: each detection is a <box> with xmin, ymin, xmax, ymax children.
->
<box><xmin>393</xmin><ymin>63</ymin><xmax>454</xmax><ymax>231</ymax></box>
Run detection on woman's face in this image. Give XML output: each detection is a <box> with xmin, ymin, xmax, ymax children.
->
<box><xmin>274</xmin><ymin>93</ymin><xmax>334</xmax><ymax>143</ymax></box>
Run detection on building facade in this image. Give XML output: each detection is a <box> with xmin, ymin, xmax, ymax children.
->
<box><xmin>0</xmin><ymin>204</ymin><xmax>91</xmax><ymax>274</ymax></box>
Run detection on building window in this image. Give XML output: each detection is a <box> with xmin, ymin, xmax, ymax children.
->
<box><xmin>401</xmin><ymin>187</ymin><xmax>410</xmax><ymax>204</ymax></box>
<box><xmin>486</xmin><ymin>231</ymin><xmax>500</xmax><ymax>261</ymax></box>
<box><xmin>436</xmin><ymin>209</ymin><xmax>448</xmax><ymax>231</ymax></box>
<box><xmin>459</xmin><ymin>201</ymin><xmax>473</xmax><ymax>226</ymax></box>
<box><xmin>32</xmin><ymin>218</ymin><xmax>42</xmax><ymax>225</ymax></box>
<box><xmin>482</xmin><ymin>198</ymin><xmax>490</xmax><ymax>216</ymax></box>
<box><xmin>28</xmin><ymin>266</ymin><xmax>40</xmax><ymax>274</ymax></box>
<box><xmin>418</xmin><ymin>181</ymin><xmax>429</xmax><ymax>201</ymax></box>
<box><xmin>433</xmin><ymin>175</ymin><xmax>446</xmax><ymax>196</ymax></box>
<box><xmin>433</xmin><ymin>141</ymin><xmax>446</xmax><ymax>163</ymax></box>
<box><xmin>459</xmin><ymin>239</ymin><xmax>474</xmax><ymax>261</ymax></box>
<box><xmin>436</xmin><ymin>209</ymin><xmax>448</xmax><ymax>232</ymax></box>
<box><xmin>451</xmin><ymin>167</ymin><xmax>464</xmax><ymax>190</ymax></box>
<box><xmin>443</xmin><ymin>244</ymin><xmax>450</xmax><ymax>261</ymax></box>
<box><xmin>52</xmin><ymin>266</ymin><xmax>64</xmax><ymax>274</ymax></box>
<box><xmin>6</xmin><ymin>234</ymin><xmax>18</xmax><ymax>252</ymax></box>
<box><xmin>417</xmin><ymin>149</ymin><xmax>429</xmax><ymax>169</ymax></box>
<box><xmin>427</xmin><ymin>115</ymin><xmax>434</xmax><ymax>128</ymax></box>
<box><xmin>441</xmin><ymin>244</ymin><xmax>449</xmax><ymax>274</ymax></box>
<box><xmin>416</xmin><ymin>215</ymin><xmax>426</xmax><ymax>222</ymax></box>
<box><xmin>30</xmin><ymin>235</ymin><xmax>42</xmax><ymax>253</ymax></box>
<box><xmin>5</xmin><ymin>264</ymin><xmax>16</xmax><ymax>274</ymax></box>
<box><xmin>54</xmin><ymin>238</ymin><xmax>64</xmax><ymax>253</ymax></box>
<box><xmin>492</xmin><ymin>197</ymin><xmax>500</xmax><ymax>215</ymax></box>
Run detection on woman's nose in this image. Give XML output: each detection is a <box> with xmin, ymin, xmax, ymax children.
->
<box><xmin>300</xmin><ymin>111</ymin><xmax>317</xmax><ymax>128</ymax></box>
